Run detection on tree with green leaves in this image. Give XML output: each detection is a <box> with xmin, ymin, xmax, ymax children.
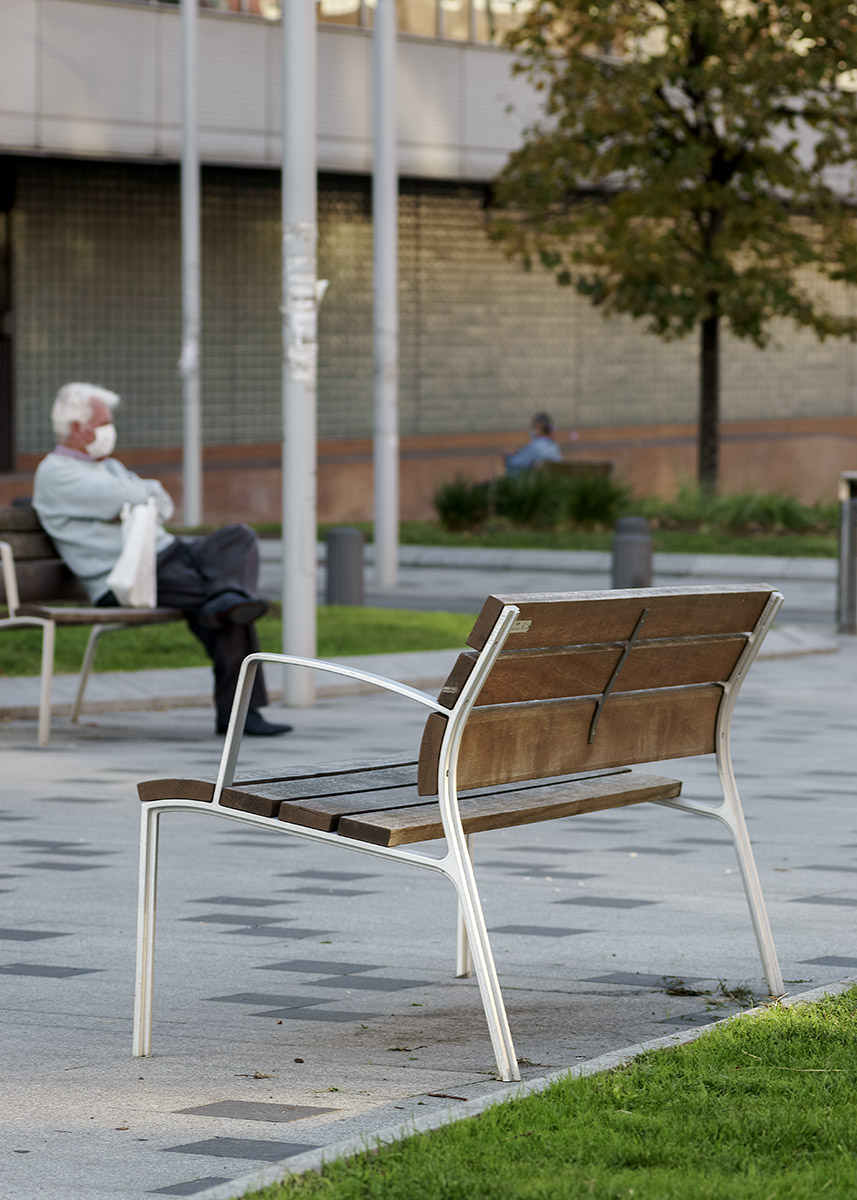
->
<box><xmin>491</xmin><ymin>0</ymin><xmax>857</xmax><ymax>491</ymax></box>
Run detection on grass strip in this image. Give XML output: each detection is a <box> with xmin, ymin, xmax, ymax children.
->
<box><xmin>0</xmin><ymin>607</ymin><xmax>476</xmax><ymax>678</ymax></box>
<box><xmin>249</xmin><ymin>987</ymin><xmax>857</xmax><ymax>1200</ymax></box>
<box><xmin>313</xmin><ymin>522</ymin><xmax>838</xmax><ymax>558</ymax></box>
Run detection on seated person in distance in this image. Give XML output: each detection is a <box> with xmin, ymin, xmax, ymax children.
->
<box><xmin>33</xmin><ymin>382</ymin><xmax>291</xmax><ymax>737</ymax></box>
<box><xmin>504</xmin><ymin>412</ymin><xmax>562</xmax><ymax>476</ymax></box>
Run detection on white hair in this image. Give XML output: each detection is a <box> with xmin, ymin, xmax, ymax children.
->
<box><xmin>51</xmin><ymin>383</ymin><xmax>119</xmax><ymax>440</ymax></box>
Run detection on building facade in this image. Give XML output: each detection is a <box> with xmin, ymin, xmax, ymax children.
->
<box><xmin>1</xmin><ymin>0</ymin><xmax>855</xmax><ymax>519</ymax></box>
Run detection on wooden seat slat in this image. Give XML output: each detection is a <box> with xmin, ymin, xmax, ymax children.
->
<box><xmin>337</xmin><ymin>771</ymin><xmax>683</xmax><ymax>848</ymax></box>
<box><xmin>136</xmin><ymin>755</ymin><xmax>419</xmax><ymax>806</ymax></box>
<box><xmin>223</xmin><ymin>765</ymin><xmax>421</xmax><ymax>819</ymax></box>
<box><xmin>275</xmin><ymin>767</ymin><xmax>632</xmax><ymax>835</ymax></box>
<box><xmin>18</xmin><ymin>603</ymin><xmax>183</xmax><ymax>626</ymax></box>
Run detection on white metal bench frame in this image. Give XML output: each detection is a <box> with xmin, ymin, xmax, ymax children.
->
<box><xmin>133</xmin><ymin>589</ymin><xmax>784</xmax><ymax>1084</ymax></box>
<box><xmin>1</xmin><ymin>535</ymin><xmax>181</xmax><ymax>745</ymax></box>
<box><xmin>0</xmin><ymin>540</ymin><xmax>55</xmax><ymax>746</ymax></box>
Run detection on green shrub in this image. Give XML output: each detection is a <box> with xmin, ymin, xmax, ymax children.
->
<box><xmin>644</xmin><ymin>485</ymin><xmax>836</xmax><ymax>536</ymax></box>
<box><xmin>435</xmin><ymin>471</ymin><xmax>630</xmax><ymax>533</ymax></box>
<box><xmin>564</xmin><ymin>474</ymin><xmax>629</xmax><ymax>527</ymax></box>
<box><xmin>494</xmin><ymin>472</ymin><xmax>567</xmax><ymax>529</ymax></box>
<box><xmin>641</xmin><ymin>482</ymin><xmax>713</xmax><ymax>529</ymax></box>
<box><xmin>433</xmin><ymin>477</ymin><xmax>491</xmax><ymax>532</ymax></box>
<box><xmin>713</xmin><ymin>491</ymin><xmax>816</xmax><ymax>533</ymax></box>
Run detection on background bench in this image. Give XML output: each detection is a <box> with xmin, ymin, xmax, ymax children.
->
<box><xmin>134</xmin><ymin>584</ymin><xmax>785</xmax><ymax>1083</ymax></box>
<box><xmin>0</xmin><ymin>504</ymin><xmax>182</xmax><ymax>744</ymax></box>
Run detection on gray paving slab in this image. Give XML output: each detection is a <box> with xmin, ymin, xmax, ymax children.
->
<box><xmin>0</xmin><ymin>549</ymin><xmax>855</xmax><ymax>1199</ymax></box>
<box><xmin>0</xmin><ymin>546</ymin><xmax>840</xmax><ymax>723</ymax></box>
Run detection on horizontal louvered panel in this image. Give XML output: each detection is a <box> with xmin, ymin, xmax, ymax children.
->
<box><xmin>466</xmin><ymin>588</ymin><xmax>771</xmax><ymax>651</ymax></box>
<box><xmin>437</xmin><ymin>635</ymin><xmax>747</xmax><ymax>709</ymax></box>
<box><xmin>419</xmin><ymin>685</ymin><xmax>722</xmax><ymax>795</ymax></box>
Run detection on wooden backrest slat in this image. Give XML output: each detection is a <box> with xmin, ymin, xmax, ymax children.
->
<box><xmin>0</xmin><ymin>505</ymin><xmax>88</xmax><ymax>605</ymax></box>
<box><xmin>1</xmin><ymin>559</ymin><xmax>86</xmax><ymax>605</ymax></box>
<box><xmin>0</xmin><ymin>530</ymin><xmax>58</xmax><ymax>560</ymax></box>
<box><xmin>0</xmin><ymin>506</ymin><xmax>43</xmax><ymax>534</ymax></box>
<box><xmin>438</xmin><ymin>635</ymin><xmax>747</xmax><ymax>709</ymax></box>
<box><xmin>419</xmin><ymin>587</ymin><xmax>774</xmax><ymax>797</ymax></box>
<box><xmin>418</xmin><ymin>686</ymin><xmax>722</xmax><ymax>795</ymax></box>
<box><xmin>466</xmin><ymin>587</ymin><xmax>771</xmax><ymax>651</ymax></box>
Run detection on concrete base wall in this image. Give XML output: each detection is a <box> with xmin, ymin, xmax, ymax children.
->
<box><xmin>5</xmin><ymin>416</ymin><xmax>856</xmax><ymax>522</ymax></box>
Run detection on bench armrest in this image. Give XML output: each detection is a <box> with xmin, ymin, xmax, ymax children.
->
<box><xmin>212</xmin><ymin>651</ymin><xmax>448</xmax><ymax>804</ymax></box>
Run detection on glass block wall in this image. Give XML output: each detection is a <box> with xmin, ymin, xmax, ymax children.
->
<box><xmin>12</xmin><ymin>156</ymin><xmax>857</xmax><ymax>457</ymax></box>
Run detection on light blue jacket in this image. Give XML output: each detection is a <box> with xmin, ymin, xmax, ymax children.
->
<box><xmin>504</xmin><ymin>435</ymin><xmax>562</xmax><ymax>477</ymax></box>
<box><xmin>33</xmin><ymin>450</ymin><xmax>176</xmax><ymax>601</ymax></box>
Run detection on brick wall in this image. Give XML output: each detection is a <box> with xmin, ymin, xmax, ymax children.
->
<box><xmin>7</xmin><ymin>157</ymin><xmax>857</xmax><ymax>510</ymax></box>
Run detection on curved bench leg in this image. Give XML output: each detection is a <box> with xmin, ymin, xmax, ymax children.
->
<box><xmin>719</xmin><ymin>804</ymin><xmax>784</xmax><ymax>997</ymax></box>
<box><xmin>657</xmin><ymin>793</ymin><xmax>784</xmax><ymax>998</ymax></box>
<box><xmin>447</xmin><ymin>849</ymin><xmax>520</xmax><ymax>1082</ymax></box>
<box><xmin>455</xmin><ymin>833</ymin><xmax>474</xmax><ymax>979</ymax></box>
<box><xmin>133</xmin><ymin>805</ymin><xmax>161</xmax><ymax>1058</ymax></box>
<box><xmin>70</xmin><ymin>624</ymin><xmax>121</xmax><ymax>724</ymax></box>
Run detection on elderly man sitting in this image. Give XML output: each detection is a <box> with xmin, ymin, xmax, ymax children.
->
<box><xmin>33</xmin><ymin>382</ymin><xmax>291</xmax><ymax>737</ymax></box>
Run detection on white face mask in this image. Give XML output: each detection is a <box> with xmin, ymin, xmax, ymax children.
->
<box><xmin>85</xmin><ymin>423</ymin><xmax>117</xmax><ymax>460</ymax></box>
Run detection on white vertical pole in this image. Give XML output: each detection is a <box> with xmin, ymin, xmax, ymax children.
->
<box><xmin>373</xmin><ymin>0</ymin><xmax>399</xmax><ymax>588</ymax></box>
<box><xmin>281</xmin><ymin>0</ymin><xmax>318</xmax><ymax>706</ymax></box>
<box><xmin>179</xmin><ymin>0</ymin><xmax>202</xmax><ymax>526</ymax></box>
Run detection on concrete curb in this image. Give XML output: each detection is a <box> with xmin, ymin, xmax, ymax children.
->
<box><xmin>191</xmin><ymin>977</ymin><xmax>857</xmax><ymax>1200</ymax></box>
<box><xmin>297</xmin><ymin>542</ymin><xmax>838</xmax><ymax>583</ymax></box>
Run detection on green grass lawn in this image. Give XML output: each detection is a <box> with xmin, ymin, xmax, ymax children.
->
<box><xmin>247</xmin><ymin>988</ymin><xmax>857</xmax><ymax>1200</ymax></box>
<box><xmin>0</xmin><ymin>607</ymin><xmax>477</xmax><ymax>677</ymax></box>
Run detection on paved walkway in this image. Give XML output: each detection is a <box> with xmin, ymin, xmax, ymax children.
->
<box><xmin>0</xmin><ymin>545</ymin><xmax>840</xmax><ymax>721</ymax></box>
<box><xmin>1</xmin><ymin>549</ymin><xmax>855</xmax><ymax>1200</ymax></box>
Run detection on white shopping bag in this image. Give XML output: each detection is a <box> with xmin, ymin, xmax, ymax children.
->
<box><xmin>106</xmin><ymin>498</ymin><xmax>158</xmax><ymax>608</ymax></box>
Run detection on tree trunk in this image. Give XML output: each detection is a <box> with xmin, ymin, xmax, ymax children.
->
<box><xmin>698</xmin><ymin>312</ymin><xmax>720</xmax><ymax>494</ymax></box>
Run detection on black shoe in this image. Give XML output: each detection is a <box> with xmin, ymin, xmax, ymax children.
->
<box><xmin>199</xmin><ymin>590</ymin><xmax>269</xmax><ymax>629</ymax></box>
<box><xmin>217</xmin><ymin>710</ymin><xmax>293</xmax><ymax>737</ymax></box>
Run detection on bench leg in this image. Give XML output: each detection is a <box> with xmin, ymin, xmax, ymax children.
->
<box><xmin>37</xmin><ymin>619</ymin><xmax>55</xmax><ymax>747</ymax></box>
<box><xmin>658</xmin><ymin>786</ymin><xmax>785</xmax><ymax>999</ymax></box>
<box><xmin>718</xmin><ymin>797</ymin><xmax>784</xmax><ymax>998</ymax></box>
<box><xmin>455</xmin><ymin>834</ymin><xmax>474</xmax><ymax>979</ymax></box>
<box><xmin>133</xmin><ymin>805</ymin><xmax>161</xmax><ymax>1057</ymax></box>
<box><xmin>445</xmin><ymin>838</ymin><xmax>520</xmax><ymax>1082</ymax></box>
<box><xmin>70</xmin><ymin>625</ymin><xmax>121</xmax><ymax>724</ymax></box>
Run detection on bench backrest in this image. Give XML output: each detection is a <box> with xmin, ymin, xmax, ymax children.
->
<box><xmin>417</xmin><ymin>586</ymin><xmax>776</xmax><ymax>795</ymax></box>
<box><xmin>0</xmin><ymin>505</ymin><xmax>86</xmax><ymax>606</ymax></box>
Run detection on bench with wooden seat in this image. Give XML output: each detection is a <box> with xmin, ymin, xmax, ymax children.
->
<box><xmin>542</xmin><ymin>457</ymin><xmax>615</xmax><ymax>480</ymax></box>
<box><xmin>0</xmin><ymin>504</ymin><xmax>183</xmax><ymax>745</ymax></box>
<box><xmin>134</xmin><ymin>584</ymin><xmax>785</xmax><ymax>1083</ymax></box>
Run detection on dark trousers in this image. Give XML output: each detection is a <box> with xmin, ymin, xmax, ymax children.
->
<box><xmin>155</xmin><ymin>525</ymin><xmax>268</xmax><ymax>726</ymax></box>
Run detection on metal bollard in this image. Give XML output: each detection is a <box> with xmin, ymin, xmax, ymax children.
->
<box><xmin>325</xmin><ymin>526</ymin><xmax>364</xmax><ymax>606</ymax></box>
<box><xmin>612</xmin><ymin>516</ymin><xmax>653</xmax><ymax>589</ymax></box>
<box><xmin>837</xmin><ymin>471</ymin><xmax>857</xmax><ymax>634</ymax></box>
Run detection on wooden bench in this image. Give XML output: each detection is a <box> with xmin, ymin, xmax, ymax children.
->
<box><xmin>0</xmin><ymin>504</ymin><xmax>183</xmax><ymax>745</ymax></box>
<box><xmin>134</xmin><ymin>584</ymin><xmax>785</xmax><ymax>1082</ymax></box>
<box><xmin>542</xmin><ymin>457</ymin><xmax>615</xmax><ymax>480</ymax></box>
